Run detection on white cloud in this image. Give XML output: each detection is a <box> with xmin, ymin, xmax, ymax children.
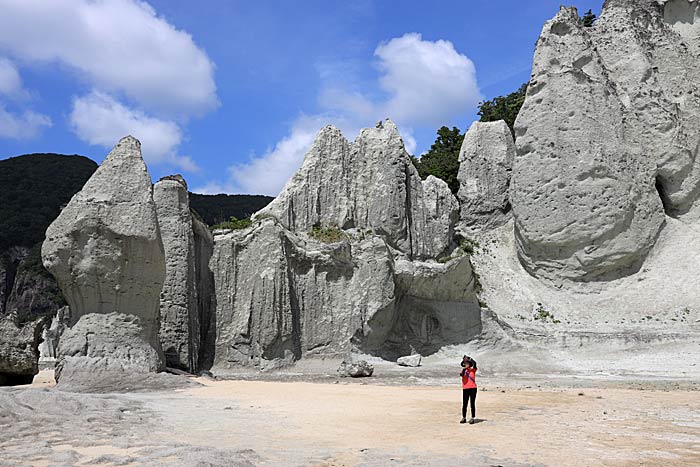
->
<box><xmin>203</xmin><ymin>33</ymin><xmax>479</xmax><ymax>195</ymax></box>
<box><xmin>0</xmin><ymin>56</ymin><xmax>50</xmax><ymax>139</ymax></box>
<box><xmin>193</xmin><ymin>115</ymin><xmax>355</xmax><ymax>196</ymax></box>
<box><xmin>375</xmin><ymin>33</ymin><xmax>481</xmax><ymax>126</ymax></box>
<box><xmin>320</xmin><ymin>33</ymin><xmax>480</xmax><ymax>129</ymax></box>
<box><xmin>0</xmin><ymin>104</ymin><xmax>51</xmax><ymax>139</ymax></box>
<box><xmin>0</xmin><ymin>0</ymin><xmax>217</xmax><ymax>118</ymax></box>
<box><xmin>69</xmin><ymin>91</ymin><xmax>197</xmax><ymax>171</ymax></box>
<box><xmin>0</xmin><ymin>57</ymin><xmax>28</xmax><ymax>99</ymax></box>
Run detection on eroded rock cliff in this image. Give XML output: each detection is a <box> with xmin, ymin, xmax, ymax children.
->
<box><xmin>154</xmin><ymin>175</ymin><xmax>215</xmax><ymax>373</ymax></box>
<box><xmin>511</xmin><ymin>0</ymin><xmax>700</xmax><ymax>282</ymax></box>
<box><xmin>41</xmin><ymin>136</ymin><xmax>166</xmax><ymax>383</ymax></box>
<box><xmin>457</xmin><ymin>121</ymin><xmax>515</xmax><ymax>229</ymax></box>
<box><xmin>154</xmin><ymin>175</ymin><xmax>199</xmax><ymax>372</ymax></box>
<box><xmin>212</xmin><ymin>121</ymin><xmax>481</xmax><ymax>368</ymax></box>
<box><xmin>256</xmin><ymin>120</ymin><xmax>458</xmax><ymax>260</ymax></box>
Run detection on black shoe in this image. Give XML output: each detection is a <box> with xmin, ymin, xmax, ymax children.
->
<box><xmin>460</xmin><ymin>418</ymin><xmax>467</xmax><ymax>424</ymax></box>
<box><xmin>469</xmin><ymin>418</ymin><xmax>475</xmax><ymax>424</ymax></box>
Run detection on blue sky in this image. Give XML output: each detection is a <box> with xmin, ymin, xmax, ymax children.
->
<box><xmin>0</xmin><ymin>0</ymin><xmax>602</xmax><ymax>195</ymax></box>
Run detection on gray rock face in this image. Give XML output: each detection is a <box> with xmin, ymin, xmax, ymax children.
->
<box><xmin>397</xmin><ymin>354</ymin><xmax>421</xmax><ymax>367</ymax></box>
<box><xmin>154</xmin><ymin>175</ymin><xmax>199</xmax><ymax>372</ymax></box>
<box><xmin>3</xmin><ymin>248</ymin><xmax>64</xmax><ymax>322</ymax></box>
<box><xmin>41</xmin><ymin>136</ymin><xmax>166</xmax><ymax>382</ymax></box>
<box><xmin>210</xmin><ymin>122</ymin><xmax>482</xmax><ymax>369</ymax></box>
<box><xmin>510</xmin><ymin>2</ymin><xmax>690</xmax><ymax>282</ymax></box>
<box><xmin>38</xmin><ymin>306</ymin><xmax>69</xmax><ymax>367</ymax></box>
<box><xmin>337</xmin><ymin>359</ymin><xmax>374</xmax><ymax>377</ymax></box>
<box><xmin>192</xmin><ymin>212</ymin><xmax>215</xmax><ymax>371</ymax></box>
<box><xmin>0</xmin><ymin>314</ymin><xmax>42</xmax><ymax>385</ymax></box>
<box><xmin>256</xmin><ymin>119</ymin><xmax>458</xmax><ymax>260</ymax></box>
<box><xmin>211</xmin><ymin>219</ymin><xmax>396</xmax><ymax>368</ymax></box>
<box><xmin>211</xmin><ymin>220</ymin><xmax>482</xmax><ymax>368</ymax></box>
<box><xmin>597</xmin><ymin>0</ymin><xmax>700</xmax><ymax>214</ymax></box>
<box><xmin>457</xmin><ymin>121</ymin><xmax>515</xmax><ymax>229</ymax></box>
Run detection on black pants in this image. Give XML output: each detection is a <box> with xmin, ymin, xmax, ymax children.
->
<box><xmin>462</xmin><ymin>388</ymin><xmax>477</xmax><ymax>418</ymax></box>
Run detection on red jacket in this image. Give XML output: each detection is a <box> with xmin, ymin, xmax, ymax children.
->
<box><xmin>461</xmin><ymin>367</ymin><xmax>477</xmax><ymax>389</ymax></box>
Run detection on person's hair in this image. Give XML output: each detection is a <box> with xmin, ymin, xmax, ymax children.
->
<box><xmin>464</xmin><ymin>357</ymin><xmax>477</xmax><ymax>370</ymax></box>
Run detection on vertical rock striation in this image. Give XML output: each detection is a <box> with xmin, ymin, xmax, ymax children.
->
<box><xmin>192</xmin><ymin>212</ymin><xmax>215</xmax><ymax>371</ymax></box>
<box><xmin>256</xmin><ymin>119</ymin><xmax>458</xmax><ymax>260</ymax></box>
<box><xmin>41</xmin><ymin>136</ymin><xmax>166</xmax><ymax>382</ymax></box>
<box><xmin>154</xmin><ymin>175</ymin><xmax>199</xmax><ymax>372</ymax></box>
<box><xmin>510</xmin><ymin>0</ymin><xmax>700</xmax><ymax>282</ymax></box>
<box><xmin>457</xmin><ymin>120</ymin><xmax>515</xmax><ymax>229</ymax></box>
<box><xmin>153</xmin><ymin>175</ymin><xmax>215</xmax><ymax>373</ymax></box>
<box><xmin>211</xmin><ymin>121</ymin><xmax>481</xmax><ymax>369</ymax></box>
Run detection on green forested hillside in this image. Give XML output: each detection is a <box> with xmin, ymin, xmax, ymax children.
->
<box><xmin>0</xmin><ymin>154</ymin><xmax>98</xmax><ymax>250</ymax></box>
<box><xmin>189</xmin><ymin>193</ymin><xmax>274</xmax><ymax>226</ymax></box>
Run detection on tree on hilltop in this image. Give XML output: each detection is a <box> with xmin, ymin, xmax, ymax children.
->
<box><xmin>412</xmin><ymin>126</ymin><xmax>464</xmax><ymax>194</ymax></box>
<box><xmin>477</xmin><ymin>82</ymin><xmax>528</xmax><ymax>137</ymax></box>
<box><xmin>581</xmin><ymin>9</ymin><xmax>596</xmax><ymax>27</ymax></box>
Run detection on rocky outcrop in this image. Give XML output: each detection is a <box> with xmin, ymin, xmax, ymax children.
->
<box><xmin>42</xmin><ymin>136</ymin><xmax>166</xmax><ymax>383</ymax></box>
<box><xmin>154</xmin><ymin>175</ymin><xmax>198</xmax><ymax>372</ymax></box>
<box><xmin>154</xmin><ymin>175</ymin><xmax>215</xmax><ymax>373</ymax></box>
<box><xmin>211</xmin><ymin>123</ymin><xmax>481</xmax><ymax>369</ymax></box>
<box><xmin>38</xmin><ymin>306</ymin><xmax>69</xmax><ymax>367</ymax></box>
<box><xmin>2</xmin><ymin>246</ymin><xmax>64</xmax><ymax>322</ymax></box>
<box><xmin>509</xmin><ymin>1</ymin><xmax>700</xmax><ymax>282</ymax></box>
<box><xmin>0</xmin><ymin>313</ymin><xmax>43</xmax><ymax>385</ymax></box>
<box><xmin>192</xmin><ymin>212</ymin><xmax>215</xmax><ymax>371</ymax></box>
<box><xmin>211</xmin><ymin>219</ymin><xmax>396</xmax><ymax>369</ymax></box>
<box><xmin>457</xmin><ymin>121</ymin><xmax>515</xmax><ymax>229</ymax></box>
<box><xmin>256</xmin><ymin>119</ymin><xmax>458</xmax><ymax>260</ymax></box>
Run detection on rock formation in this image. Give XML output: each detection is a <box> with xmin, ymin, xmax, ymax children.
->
<box><xmin>0</xmin><ymin>313</ymin><xmax>43</xmax><ymax>385</ymax></box>
<box><xmin>212</xmin><ymin>219</ymin><xmax>394</xmax><ymax>368</ymax></box>
<box><xmin>256</xmin><ymin>120</ymin><xmax>458</xmax><ymax>260</ymax></box>
<box><xmin>38</xmin><ymin>306</ymin><xmax>69</xmax><ymax>367</ymax></box>
<box><xmin>41</xmin><ymin>136</ymin><xmax>166</xmax><ymax>382</ymax></box>
<box><xmin>211</xmin><ymin>120</ymin><xmax>481</xmax><ymax>368</ymax></box>
<box><xmin>510</xmin><ymin>0</ymin><xmax>700</xmax><ymax>282</ymax></box>
<box><xmin>397</xmin><ymin>354</ymin><xmax>421</xmax><ymax>367</ymax></box>
<box><xmin>154</xmin><ymin>175</ymin><xmax>204</xmax><ymax>373</ymax></box>
<box><xmin>337</xmin><ymin>359</ymin><xmax>374</xmax><ymax>377</ymax></box>
<box><xmin>457</xmin><ymin>121</ymin><xmax>515</xmax><ymax>229</ymax></box>
<box><xmin>191</xmin><ymin>212</ymin><xmax>216</xmax><ymax>370</ymax></box>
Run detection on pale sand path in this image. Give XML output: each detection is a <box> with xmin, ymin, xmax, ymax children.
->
<box><xmin>145</xmin><ymin>378</ymin><xmax>700</xmax><ymax>467</ymax></box>
<box><xmin>3</xmin><ymin>371</ymin><xmax>700</xmax><ymax>466</ymax></box>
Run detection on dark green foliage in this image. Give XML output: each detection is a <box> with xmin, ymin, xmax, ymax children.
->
<box><xmin>581</xmin><ymin>9</ymin><xmax>596</xmax><ymax>27</ymax></box>
<box><xmin>309</xmin><ymin>225</ymin><xmax>346</xmax><ymax>243</ymax></box>
<box><xmin>189</xmin><ymin>193</ymin><xmax>274</xmax><ymax>226</ymax></box>
<box><xmin>0</xmin><ymin>154</ymin><xmax>97</xmax><ymax>250</ymax></box>
<box><xmin>477</xmin><ymin>83</ymin><xmax>528</xmax><ymax>136</ymax></box>
<box><xmin>413</xmin><ymin>126</ymin><xmax>464</xmax><ymax>194</ymax></box>
<box><xmin>533</xmin><ymin>303</ymin><xmax>561</xmax><ymax>324</ymax></box>
<box><xmin>459</xmin><ymin>237</ymin><xmax>480</xmax><ymax>255</ymax></box>
<box><xmin>211</xmin><ymin>216</ymin><xmax>253</xmax><ymax>230</ymax></box>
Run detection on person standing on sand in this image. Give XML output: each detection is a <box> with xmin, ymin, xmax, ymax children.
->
<box><xmin>460</xmin><ymin>355</ymin><xmax>477</xmax><ymax>424</ymax></box>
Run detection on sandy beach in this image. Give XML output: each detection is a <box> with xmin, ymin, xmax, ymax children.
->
<box><xmin>1</xmin><ymin>370</ymin><xmax>699</xmax><ymax>467</ymax></box>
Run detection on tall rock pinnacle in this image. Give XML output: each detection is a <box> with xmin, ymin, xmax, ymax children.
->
<box><xmin>42</xmin><ymin>136</ymin><xmax>166</xmax><ymax>383</ymax></box>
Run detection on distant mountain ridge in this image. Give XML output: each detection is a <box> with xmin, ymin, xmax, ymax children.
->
<box><xmin>188</xmin><ymin>193</ymin><xmax>273</xmax><ymax>226</ymax></box>
<box><xmin>0</xmin><ymin>153</ymin><xmax>98</xmax><ymax>251</ymax></box>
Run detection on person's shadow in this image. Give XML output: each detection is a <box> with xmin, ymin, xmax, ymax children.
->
<box><xmin>472</xmin><ymin>418</ymin><xmax>487</xmax><ymax>424</ymax></box>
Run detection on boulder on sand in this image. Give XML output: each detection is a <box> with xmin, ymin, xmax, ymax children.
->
<box><xmin>337</xmin><ymin>359</ymin><xmax>374</xmax><ymax>378</ymax></box>
<box><xmin>397</xmin><ymin>354</ymin><xmax>422</xmax><ymax>367</ymax></box>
